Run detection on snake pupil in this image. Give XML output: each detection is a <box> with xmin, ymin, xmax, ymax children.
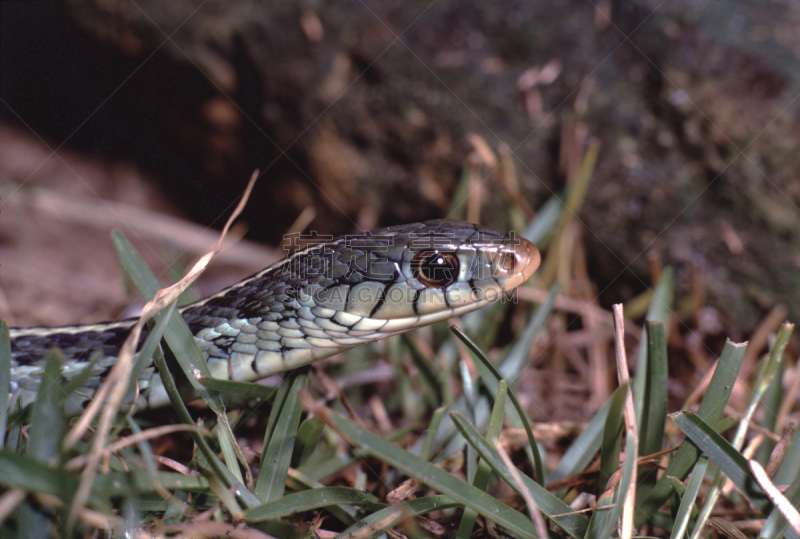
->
<box><xmin>412</xmin><ymin>251</ymin><xmax>459</xmax><ymax>287</ymax></box>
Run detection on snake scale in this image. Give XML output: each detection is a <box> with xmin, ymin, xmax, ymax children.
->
<box><xmin>8</xmin><ymin>220</ymin><xmax>540</xmax><ymax>415</ymax></box>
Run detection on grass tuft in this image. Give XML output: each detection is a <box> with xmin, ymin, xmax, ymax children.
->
<box><xmin>2</xmin><ymin>179</ymin><xmax>800</xmax><ymax>537</ymax></box>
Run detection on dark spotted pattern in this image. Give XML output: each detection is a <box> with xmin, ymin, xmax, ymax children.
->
<box><xmin>11</xmin><ymin>323</ymin><xmax>138</xmax><ymax>367</ymax></box>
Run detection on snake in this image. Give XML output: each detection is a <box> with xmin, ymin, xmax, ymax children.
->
<box><xmin>8</xmin><ymin>220</ymin><xmax>540</xmax><ymax>415</ymax></box>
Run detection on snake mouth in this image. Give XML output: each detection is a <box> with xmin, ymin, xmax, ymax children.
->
<box><xmin>519</xmin><ymin>236</ymin><xmax>542</xmax><ymax>279</ymax></box>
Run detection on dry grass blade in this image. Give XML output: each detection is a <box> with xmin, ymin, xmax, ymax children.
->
<box><xmin>705</xmin><ymin>517</ymin><xmax>749</xmax><ymax>539</ymax></box>
<box><xmin>153</xmin><ymin>455</ymin><xmax>199</xmax><ymax>475</ymax></box>
<box><xmin>64</xmin><ymin>424</ymin><xmax>201</xmax><ymax>470</ymax></box>
<box><xmin>163</xmin><ymin>520</ymin><xmax>277</xmax><ymax>539</ymax></box>
<box><xmin>740</xmin><ymin>304</ymin><xmax>788</xmax><ymax>377</ymax></box>
<box><xmin>612</xmin><ymin>304</ymin><xmax>637</xmax><ymax>539</ymax></box>
<box><xmin>777</xmin><ymin>364</ymin><xmax>800</xmax><ymax>431</ymax></box>
<box><xmin>494</xmin><ymin>440</ymin><xmax>548</xmax><ymax>538</ymax></box>
<box><xmin>517</xmin><ymin>286</ymin><xmax>615</xmax><ymax>326</ymax></box>
<box><xmin>766</xmin><ymin>423</ymin><xmax>794</xmax><ymax>477</ymax></box>
<box><xmin>750</xmin><ymin>459</ymin><xmax>800</xmax><ymax>533</ymax></box>
<box><xmin>0</xmin><ymin>490</ymin><xmax>25</xmax><ymax>523</ymax></box>
<box><xmin>18</xmin><ymin>178</ymin><xmax>276</xmax><ymax>268</ymax></box>
<box><xmin>63</xmin><ymin>170</ymin><xmax>260</xmax><ymax>530</ymax></box>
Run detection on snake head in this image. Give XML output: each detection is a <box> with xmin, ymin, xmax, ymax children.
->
<box><xmin>301</xmin><ymin>219</ymin><xmax>540</xmax><ymax>330</ymax></box>
<box><xmin>188</xmin><ymin>219</ymin><xmax>541</xmax><ymax>379</ymax></box>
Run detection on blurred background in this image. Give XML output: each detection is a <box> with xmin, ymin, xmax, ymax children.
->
<box><xmin>1</xmin><ymin>0</ymin><xmax>799</xmax><ymax>360</ymax></box>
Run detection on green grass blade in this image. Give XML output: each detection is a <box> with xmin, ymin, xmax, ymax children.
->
<box><xmin>755</xmin><ymin>359</ymin><xmax>784</xmax><ymax>465</ymax></box>
<box><xmin>297</xmin><ymin>448</ymin><xmax>369</xmax><ymax>484</ymax></box>
<box><xmin>261</xmin><ymin>375</ymin><xmax>291</xmax><ymax>451</ymax></box>
<box><xmin>401</xmin><ymin>285</ymin><xmax>557</xmax><ymax>464</ymax></box>
<box><xmin>672</xmin><ymin>411</ymin><xmax>771</xmax><ymax>513</ymax></box>
<box><xmin>755</xmin><ymin>323</ymin><xmax>794</xmax><ymax>465</ymax></box>
<box><xmin>27</xmin><ymin>351</ymin><xmax>66</xmax><ymax>463</ymax></box>
<box><xmin>291</xmin><ymin>416</ymin><xmax>324</xmax><ymax>468</ymax></box>
<box><xmin>0</xmin><ymin>450</ymin><xmax>78</xmax><ymax>502</ymax></box>
<box><xmin>124</xmin><ymin>416</ymin><xmax>158</xmax><ymax>477</ymax></box>
<box><xmin>159</xmin><ymin>315</ymin><xmax>244</xmax><ymax>484</ymax></box>
<box><xmin>0</xmin><ymin>321</ymin><xmax>10</xmax><ymax>449</ymax></box>
<box><xmin>460</xmin><ymin>360</ymin><xmax>478</xmax><ymax>484</ymax></box>
<box><xmin>17</xmin><ymin>502</ymin><xmax>49</xmax><ymax>539</ymax></box>
<box><xmin>60</xmin><ymin>355</ymin><xmax>100</xmax><ymax>398</ymax></box>
<box><xmin>151</xmin><ymin>344</ymin><xmax>259</xmax><ymax>508</ymax></box>
<box><xmin>585</xmin><ymin>382</ymin><xmax>638</xmax><ymax>539</ymax></box>
<box><xmin>456</xmin><ymin>381</ymin><xmax>507</xmax><ymax>539</ymax></box>
<box><xmin>90</xmin><ymin>468</ymin><xmax>210</xmax><ymax>496</ymax></box>
<box><xmin>671</xmin><ymin>456</ymin><xmax>708</xmax><ymax>539</ymax></box>
<box><xmin>690</xmin><ymin>323</ymin><xmax>794</xmax><ymax>538</ymax></box>
<box><xmin>244</xmin><ymin>486</ymin><xmax>382</xmax><ymax>522</ymax></box>
<box><xmin>633</xmin><ymin>267</ymin><xmax>674</xmax><ymax>427</ymax></box>
<box><xmin>461</xmin><ymin>359</ymin><xmax>477</xmax><ymax>426</ymax></box>
<box><xmin>198</xmin><ymin>376</ymin><xmax>279</xmax><ymax>401</ymax></box>
<box><xmin>537</xmin><ymin>143</ymin><xmax>597</xmax><ymax>286</ymax></box>
<box><xmin>598</xmin><ymin>385</ymin><xmax>626</xmax><ymax>493</ymax></box>
<box><xmin>112</xmin><ymin>230</ymin><xmax>247</xmax><ymax>486</ymax></box>
<box><xmin>402</xmin><ymin>333</ymin><xmax>443</xmax><ymax>407</ymax></box>
<box><xmin>450</xmin><ymin>326</ymin><xmax>546</xmax><ymax>485</ymax></box>
<box><xmin>638</xmin><ymin>320</ymin><xmax>669</xmax><ymax>498</ymax></box>
<box><xmin>111</xmin><ymin>231</ymin><xmax>223</xmax><ymax>409</ymax></box>
<box><xmin>450</xmin><ymin>411</ymin><xmax>589</xmax><ymax>538</ymax></box>
<box><xmin>337</xmin><ymin>495</ymin><xmax>459</xmax><ymax>538</ymax></box>
<box><xmin>164</xmin><ymin>246</ymin><xmax>200</xmax><ymax>306</ymax></box>
<box><xmin>486</xmin><ymin>381</ymin><xmax>508</xmax><ymax>451</ymax></box>
<box><xmin>255</xmin><ymin>374</ymin><xmax>307</xmax><ymax>501</ymax></box>
<box><xmin>126</xmin><ymin>300</ymin><xmax>177</xmax><ymax>399</ymax></box>
<box><xmin>418</xmin><ymin>405</ymin><xmax>447</xmax><ymax>462</ymax></box>
<box><xmin>21</xmin><ymin>350</ymin><xmax>66</xmax><ymax>538</ymax></box>
<box><xmin>499</xmin><ymin>282</ymin><xmax>560</xmax><ymax>380</ymax></box>
<box><xmin>285</xmin><ymin>469</ymin><xmax>359</xmax><ymax>526</ymax></box>
<box><xmin>585</xmin><ymin>483</ymin><xmax>616</xmax><ymax>539</ymax></box>
<box><xmin>636</xmin><ymin>340</ymin><xmax>747</xmax><ymax>526</ymax></box>
<box><xmin>547</xmin><ymin>397</ymin><xmax>610</xmax><ymax>484</ymax></box>
<box><xmin>523</xmin><ymin>191</ymin><xmax>565</xmax><ymax>247</ymax></box>
<box><xmin>324</xmin><ymin>409</ymin><xmax>540</xmax><ymax>539</ymax></box>
<box><xmin>774</xmin><ymin>428</ymin><xmax>800</xmax><ymax>486</ymax></box>
<box><xmin>640</xmin><ymin>321</ymin><xmax>668</xmax><ymax>457</ymax></box>
<box><xmin>447</xmin><ymin>165</ymin><xmax>471</xmax><ymax>221</ymax></box>
<box><xmin>6</xmin><ymin>399</ymin><xmax>23</xmax><ymax>451</ymax></box>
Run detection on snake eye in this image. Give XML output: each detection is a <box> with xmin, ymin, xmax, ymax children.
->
<box><xmin>412</xmin><ymin>251</ymin><xmax>459</xmax><ymax>288</ymax></box>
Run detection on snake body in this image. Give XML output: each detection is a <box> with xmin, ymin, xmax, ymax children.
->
<box><xmin>9</xmin><ymin>220</ymin><xmax>539</xmax><ymax>414</ymax></box>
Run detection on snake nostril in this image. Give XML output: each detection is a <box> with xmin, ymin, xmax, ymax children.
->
<box><xmin>498</xmin><ymin>250</ymin><xmax>516</xmax><ymax>272</ymax></box>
